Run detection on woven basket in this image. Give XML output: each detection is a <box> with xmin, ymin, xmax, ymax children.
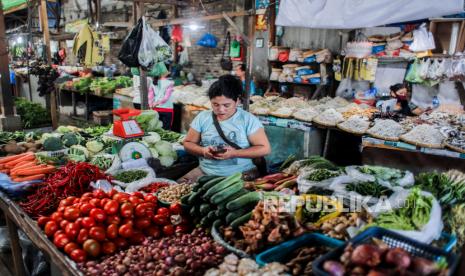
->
<box><xmin>366</xmin><ymin>131</ymin><xmax>400</xmax><ymax>142</ymax></box>
<box><xmin>445</xmin><ymin>143</ymin><xmax>465</xmax><ymax>154</ymax></box>
<box><xmin>399</xmin><ymin>136</ymin><xmax>444</xmax><ymax>149</ymax></box>
<box><xmin>337</xmin><ymin>123</ymin><xmax>368</xmax><ymax>136</ymax></box>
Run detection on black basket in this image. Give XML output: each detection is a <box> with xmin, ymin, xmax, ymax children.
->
<box><xmin>313</xmin><ymin>227</ymin><xmax>459</xmax><ymax>276</ymax></box>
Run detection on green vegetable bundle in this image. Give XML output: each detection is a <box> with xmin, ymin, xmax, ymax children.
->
<box><xmin>114</xmin><ymin>170</ymin><xmax>148</xmax><ymax>183</ymax></box>
<box><xmin>415</xmin><ymin>170</ymin><xmax>465</xmax><ymax>206</ymax></box>
<box><xmin>306</xmin><ymin>169</ymin><xmax>341</xmax><ymax>182</ymax></box>
<box><xmin>346</xmin><ymin>181</ymin><xmax>393</xmax><ymax>198</ymax></box>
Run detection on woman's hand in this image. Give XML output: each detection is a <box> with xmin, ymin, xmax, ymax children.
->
<box><xmin>214</xmin><ymin>146</ymin><xmax>237</xmax><ymax>160</ymax></box>
<box><xmin>202</xmin><ymin>146</ymin><xmax>217</xmax><ymax>159</ymax></box>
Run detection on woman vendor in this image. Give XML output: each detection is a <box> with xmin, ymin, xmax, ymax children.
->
<box><xmin>389</xmin><ymin>83</ymin><xmax>427</xmax><ymax>116</ymax></box>
<box><xmin>180</xmin><ymin>75</ymin><xmax>271</xmax><ymax>183</ymax></box>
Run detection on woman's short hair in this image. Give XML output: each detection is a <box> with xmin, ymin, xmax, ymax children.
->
<box><xmin>208</xmin><ymin>75</ymin><xmax>243</xmax><ymax>101</ymax></box>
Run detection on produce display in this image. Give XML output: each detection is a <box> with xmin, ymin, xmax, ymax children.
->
<box><xmin>308</xmin><ymin>212</ymin><xmax>370</xmax><ymax>240</ymax></box>
<box><xmin>285</xmin><ymin>245</ymin><xmax>332</xmax><ymax>275</ymax></box>
<box><xmin>62</xmin><ymin>76</ymin><xmax>133</xmax><ymax>95</ymax></box>
<box><xmin>80</xmin><ymin>229</ymin><xmax>224</xmax><ymax>275</ymax></box>
<box><xmin>37</xmin><ymin>189</ymin><xmax>189</xmax><ymax>262</ymax></box>
<box><xmin>321</xmin><ymin>239</ymin><xmax>449</xmax><ymax>276</ymax></box>
<box><xmin>114</xmin><ymin>170</ymin><xmax>148</xmax><ymax>183</ymax></box>
<box><xmin>205</xmin><ymin>254</ymin><xmax>287</xmax><ymax>276</ymax></box>
<box><xmin>244</xmin><ymin>173</ymin><xmax>297</xmax><ymax>191</ymax></box>
<box><xmin>305</xmin><ymin>169</ymin><xmax>341</xmax><ymax>182</ymax></box>
<box><xmin>0</xmin><ymin>152</ymin><xmax>56</xmax><ymax>182</ymax></box>
<box><xmin>14</xmin><ymin>97</ymin><xmax>51</xmax><ymax>128</ymax></box>
<box><xmin>346</xmin><ymin>181</ymin><xmax>393</xmax><ymax>197</ymax></box>
<box><xmin>140</xmin><ymin>182</ymin><xmax>170</xmax><ymax>194</ymax></box>
<box><xmin>366</xmin><ymin>119</ymin><xmax>405</xmax><ymax>141</ymax></box>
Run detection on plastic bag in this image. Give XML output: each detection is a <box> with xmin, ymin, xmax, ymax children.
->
<box><xmin>197</xmin><ymin>33</ymin><xmax>218</xmax><ymax>48</ymax></box>
<box><xmin>418</xmin><ymin>58</ymin><xmax>431</xmax><ymax>79</ymax></box>
<box><xmin>110</xmin><ymin>167</ymin><xmax>157</xmax><ymax>188</ymax></box>
<box><xmin>138</xmin><ymin>17</ymin><xmax>172</xmax><ymax>69</ymax></box>
<box><xmin>179</xmin><ymin>48</ymin><xmax>189</xmax><ymax>66</ymax></box>
<box><xmin>118</xmin><ymin>17</ymin><xmax>143</xmax><ymax>67</ymax></box>
<box><xmin>409</xmin><ymin>23</ymin><xmax>436</xmax><ymax>52</ymax></box>
<box><xmin>345</xmin><ymin>166</ymin><xmax>414</xmax><ymax>188</ymax></box>
<box><xmin>296</xmin><ymin>169</ymin><xmax>344</xmax><ymax>194</ymax></box>
<box><xmin>171</xmin><ymin>25</ymin><xmax>183</xmax><ymax>43</ymax></box>
<box><xmin>125</xmin><ymin>177</ymin><xmax>177</xmax><ymax>193</ymax></box>
<box><xmin>368</xmin><ymin>189</ymin><xmax>443</xmax><ymax>244</ymax></box>
<box><xmin>148</xmin><ymin>62</ymin><xmax>168</xmax><ymax>77</ymax></box>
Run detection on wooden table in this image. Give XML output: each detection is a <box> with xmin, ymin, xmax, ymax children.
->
<box><xmin>57</xmin><ymin>86</ymin><xmax>113</xmax><ymax>121</ymax></box>
<box><xmin>0</xmin><ymin>191</ymin><xmax>81</xmax><ymax>276</ymax></box>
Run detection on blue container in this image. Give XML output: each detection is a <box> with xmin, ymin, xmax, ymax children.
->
<box><xmin>297</xmin><ymin>69</ymin><xmax>315</xmax><ymax>76</ymax></box>
<box><xmin>312</xmin><ymin>227</ymin><xmax>459</xmax><ymax>276</ymax></box>
<box><xmin>309</xmin><ymin>78</ymin><xmax>321</xmax><ymax>84</ymax></box>
<box><xmin>256</xmin><ymin>233</ymin><xmax>344</xmax><ymax>266</ymax></box>
<box><xmin>372</xmin><ymin>44</ymin><xmax>386</xmax><ymax>54</ymax></box>
<box><xmin>303</xmin><ymin>56</ymin><xmax>316</xmax><ymax>63</ymax></box>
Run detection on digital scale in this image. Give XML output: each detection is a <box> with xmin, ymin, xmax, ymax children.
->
<box><xmin>112</xmin><ymin>108</ymin><xmax>144</xmax><ymax>138</ymax></box>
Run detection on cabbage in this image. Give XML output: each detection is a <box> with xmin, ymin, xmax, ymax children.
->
<box><xmin>142</xmin><ymin>132</ymin><xmax>161</xmax><ymax>145</ymax></box>
<box><xmin>69</xmin><ymin>145</ymin><xmax>89</xmax><ymax>158</ymax></box>
<box><xmin>56</xmin><ymin>126</ymin><xmax>72</xmax><ymax>134</ymax></box>
<box><xmin>86</xmin><ymin>140</ymin><xmax>104</xmax><ymax>154</ymax></box>
<box><xmin>40</xmin><ymin>133</ymin><xmax>62</xmax><ymax>143</ymax></box>
<box><xmin>159</xmin><ymin>156</ymin><xmax>175</xmax><ymax>167</ymax></box>
<box><xmin>154</xmin><ymin>141</ymin><xmax>173</xmax><ymax>156</ymax></box>
<box><xmin>149</xmin><ymin>148</ymin><xmax>159</xmax><ymax>158</ymax></box>
<box><xmin>135</xmin><ymin>110</ymin><xmax>162</xmax><ymax>132</ymax></box>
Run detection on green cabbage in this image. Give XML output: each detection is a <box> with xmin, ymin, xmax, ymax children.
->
<box><xmin>154</xmin><ymin>140</ymin><xmax>173</xmax><ymax>156</ymax></box>
<box><xmin>135</xmin><ymin>110</ymin><xmax>162</xmax><ymax>132</ymax></box>
<box><xmin>142</xmin><ymin>132</ymin><xmax>161</xmax><ymax>145</ymax></box>
<box><xmin>56</xmin><ymin>126</ymin><xmax>72</xmax><ymax>134</ymax></box>
<box><xmin>159</xmin><ymin>156</ymin><xmax>175</xmax><ymax>167</ymax></box>
<box><xmin>86</xmin><ymin>140</ymin><xmax>104</xmax><ymax>154</ymax></box>
<box><xmin>149</xmin><ymin>148</ymin><xmax>159</xmax><ymax>158</ymax></box>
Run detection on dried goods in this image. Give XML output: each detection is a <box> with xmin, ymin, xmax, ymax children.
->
<box><xmin>337</xmin><ymin>115</ymin><xmax>370</xmax><ymax>134</ymax></box>
<box><xmin>313</xmin><ymin>108</ymin><xmax>344</xmax><ymax>126</ymax></box>
<box><xmin>400</xmin><ymin>124</ymin><xmax>445</xmax><ymax>148</ymax></box>
<box><xmin>292</xmin><ymin>107</ymin><xmax>319</xmax><ymax>122</ymax></box>
<box><xmin>285</xmin><ymin>245</ymin><xmax>331</xmax><ymax>275</ymax></box>
<box><xmin>367</xmin><ymin>119</ymin><xmax>405</xmax><ymax>140</ymax></box>
<box><xmin>157</xmin><ymin>183</ymin><xmax>192</xmax><ymax>203</ymax></box>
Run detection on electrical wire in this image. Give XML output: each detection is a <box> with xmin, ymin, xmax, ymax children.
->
<box><xmin>199</xmin><ymin>0</ymin><xmax>210</xmax><ymax>15</ymax></box>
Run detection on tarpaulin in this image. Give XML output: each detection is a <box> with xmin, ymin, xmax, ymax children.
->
<box><xmin>276</xmin><ymin>0</ymin><xmax>464</xmax><ymax>29</ymax></box>
<box><xmin>1</xmin><ymin>0</ymin><xmax>26</xmax><ymax>11</ymax></box>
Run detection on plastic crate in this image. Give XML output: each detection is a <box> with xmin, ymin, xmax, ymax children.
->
<box><xmin>256</xmin><ymin>233</ymin><xmax>344</xmax><ymax>266</ymax></box>
<box><xmin>312</xmin><ymin>227</ymin><xmax>459</xmax><ymax>276</ymax></box>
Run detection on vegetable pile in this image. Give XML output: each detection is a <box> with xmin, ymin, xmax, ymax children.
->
<box><xmin>157</xmin><ymin>183</ymin><xmax>192</xmax><ymax>204</ymax></box>
<box><xmin>14</xmin><ymin>97</ymin><xmax>51</xmax><ymax>128</ymax></box>
<box><xmin>0</xmin><ymin>152</ymin><xmax>56</xmax><ymax>182</ymax></box>
<box><xmin>322</xmin><ymin>239</ymin><xmax>449</xmax><ymax>276</ymax></box>
<box><xmin>19</xmin><ymin>162</ymin><xmax>111</xmax><ymax>218</ymax></box>
<box><xmin>244</xmin><ymin>172</ymin><xmax>297</xmax><ymax>191</ymax></box>
<box><xmin>205</xmin><ymin>254</ymin><xmax>288</xmax><ymax>276</ymax></box>
<box><xmin>285</xmin><ymin>245</ymin><xmax>332</xmax><ymax>275</ymax></box>
<box><xmin>37</xmin><ymin>189</ymin><xmax>190</xmax><ymax>263</ymax></box>
<box><xmin>306</xmin><ymin>169</ymin><xmax>341</xmax><ymax>182</ymax></box>
<box><xmin>80</xmin><ymin>228</ymin><xmax>224</xmax><ymax>276</ymax></box>
<box><xmin>114</xmin><ymin>170</ymin><xmax>148</xmax><ymax>183</ymax></box>
<box><xmin>140</xmin><ymin>182</ymin><xmax>170</xmax><ymax>194</ymax></box>
<box><xmin>346</xmin><ymin>181</ymin><xmax>394</xmax><ymax>198</ymax></box>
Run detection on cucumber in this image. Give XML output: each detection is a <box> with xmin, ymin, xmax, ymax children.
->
<box><xmin>210</xmin><ymin>182</ymin><xmax>244</xmax><ymax>205</ymax></box>
<box><xmin>198</xmin><ymin>175</ymin><xmax>220</xmax><ymax>185</ymax></box>
<box><xmin>226</xmin><ymin>191</ymin><xmax>262</xmax><ymax>211</ymax></box>
<box><xmin>199</xmin><ymin>203</ymin><xmax>211</xmax><ymax>216</ymax></box>
<box><xmin>215</xmin><ymin>208</ymin><xmax>228</xmax><ymax>218</ymax></box>
<box><xmin>180</xmin><ymin>193</ymin><xmax>190</xmax><ymax>205</ymax></box>
<box><xmin>207</xmin><ymin>210</ymin><xmax>218</xmax><ymax>220</ymax></box>
<box><xmin>198</xmin><ymin>177</ymin><xmax>226</xmax><ymax>194</ymax></box>
<box><xmin>192</xmin><ymin>183</ymin><xmax>201</xmax><ymax>192</ymax></box>
<box><xmin>231</xmin><ymin>212</ymin><xmax>252</xmax><ymax>228</ymax></box>
<box><xmin>225</xmin><ymin>208</ymin><xmax>249</xmax><ymax>224</ymax></box>
<box><xmin>200</xmin><ymin>216</ymin><xmax>212</xmax><ymax>227</ymax></box>
<box><xmin>203</xmin><ymin>173</ymin><xmax>242</xmax><ymax>199</ymax></box>
<box><xmin>190</xmin><ymin>205</ymin><xmax>198</xmax><ymax>217</ymax></box>
<box><xmin>187</xmin><ymin>191</ymin><xmax>201</xmax><ymax>205</ymax></box>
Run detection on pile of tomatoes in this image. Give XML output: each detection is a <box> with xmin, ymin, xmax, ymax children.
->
<box><xmin>37</xmin><ymin>189</ymin><xmax>190</xmax><ymax>263</ymax></box>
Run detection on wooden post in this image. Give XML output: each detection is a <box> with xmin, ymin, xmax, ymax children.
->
<box><xmin>6</xmin><ymin>216</ymin><xmax>26</xmax><ymax>276</ymax></box>
<box><xmin>243</xmin><ymin>9</ymin><xmax>255</xmax><ymax>111</ymax></box>
<box><xmin>268</xmin><ymin>1</ymin><xmax>276</xmax><ymax>46</ymax></box>
<box><xmin>172</xmin><ymin>5</ymin><xmax>179</xmax><ymax>64</ymax></box>
<box><xmin>0</xmin><ymin>4</ymin><xmax>15</xmax><ymax>116</ymax></box>
<box><xmin>133</xmin><ymin>1</ymin><xmax>149</xmax><ymax>110</ymax></box>
<box><xmin>40</xmin><ymin>0</ymin><xmax>58</xmax><ymax>129</ymax></box>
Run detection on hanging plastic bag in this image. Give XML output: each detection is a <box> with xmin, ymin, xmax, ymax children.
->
<box><xmin>179</xmin><ymin>48</ymin><xmax>189</xmax><ymax>66</ymax></box>
<box><xmin>148</xmin><ymin>62</ymin><xmax>168</xmax><ymax>77</ymax></box>
<box><xmin>118</xmin><ymin>18</ymin><xmax>144</xmax><ymax>67</ymax></box>
<box><xmin>409</xmin><ymin>23</ymin><xmax>436</xmax><ymax>52</ymax></box>
<box><xmin>418</xmin><ymin>59</ymin><xmax>431</xmax><ymax>79</ymax></box>
<box><xmin>197</xmin><ymin>33</ymin><xmax>218</xmax><ymax>48</ymax></box>
<box><xmin>230</xmin><ymin>39</ymin><xmax>241</xmax><ymax>58</ymax></box>
<box><xmin>138</xmin><ymin>17</ymin><xmax>172</xmax><ymax>69</ymax></box>
<box><xmin>171</xmin><ymin>25</ymin><xmax>183</xmax><ymax>43</ymax></box>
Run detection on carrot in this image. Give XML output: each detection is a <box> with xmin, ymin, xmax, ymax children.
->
<box><xmin>13</xmin><ymin>160</ymin><xmax>37</xmax><ymax>169</ymax></box>
<box><xmin>12</xmin><ymin>174</ymin><xmax>45</xmax><ymax>182</ymax></box>
<box><xmin>15</xmin><ymin>166</ymin><xmax>56</xmax><ymax>176</ymax></box>
<box><xmin>0</xmin><ymin>152</ymin><xmax>31</xmax><ymax>164</ymax></box>
<box><xmin>4</xmin><ymin>153</ymin><xmax>35</xmax><ymax>168</ymax></box>
<box><xmin>11</xmin><ymin>165</ymin><xmax>47</xmax><ymax>176</ymax></box>
<box><xmin>11</xmin><ymin>161</ymin><xmax>38</xmax><ymax>172</ymax></box>
<box><xmin>0</xmin><ymin>164</ymin><xmax>4</xmax><ymax>169</ymax></box>
<box><xmin>0</xmin><ymin>169</ymin><xmax>10</xmax><ymax>174</ymax></box>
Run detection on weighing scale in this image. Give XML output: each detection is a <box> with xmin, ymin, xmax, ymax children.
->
<box><xmin>119</xmin><ymin>141</ymin><xmax>152</xmax><ymax>162</ymax></box>
<box><xmin>113</xmin><ymin>108</ymin><xmax>144</xmax><ymax>138</ymax></box>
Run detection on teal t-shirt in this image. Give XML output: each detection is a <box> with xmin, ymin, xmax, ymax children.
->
<box><xmin>190</xmin><ymin>108</ymin><xmax>263</xmax><ymax>176</ymax></box>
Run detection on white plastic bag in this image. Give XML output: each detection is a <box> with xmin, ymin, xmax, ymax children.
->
<box><xmin>110</xmin><ymin>167</ymin><xmax>157</xmax><ymax>188</ymax></box>
<box><xmin>344</xmin><ymin>166</ymin><xmax>414</xmax><ymax>188</ymax></box>
<box><xmin>138</xmin><ymin>17</ymin><xmax>172</xmax><ymax>69</ymax></box>
<box><xmin>179</xmin><ymin>48</ymin><xmax>189</xmax><ymax>66</ymax></box>
<box><xmin>368</xmin><ymin>189</ymin><xmax>443</xmax><ymax>244</ymax></box>
<box><xmin>297</xmin><ymin>169</ymin><xmax>345</xmax><ymax>194</ymax></box>
<box><xmin>409</xmin><ymin>23</ymin><xmax>436</xmax><ymax>52</ymax></box>
<box><xmin>125</xmin><ymin>177</ymin><xmax>177</xmax><ymax>193</ymax></box>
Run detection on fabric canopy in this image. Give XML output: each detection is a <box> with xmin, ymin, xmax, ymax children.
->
<box><xmin>276</xmin><ymin>0</ymin><xmax>464</xmax><ymax>29</ymax></box>
<box><xmin>1</xmin><ymin>0</ymin><xmax>27</xmax><ymax>11</ymax></box>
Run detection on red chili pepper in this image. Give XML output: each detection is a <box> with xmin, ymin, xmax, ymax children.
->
<box><xmin>140</xmin><ymin>182</ymin><xmax>170</xmax><ymax>194</ymax></box>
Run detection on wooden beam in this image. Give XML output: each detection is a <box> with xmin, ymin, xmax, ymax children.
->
<box><xmin>222</xmin><ymin>12</ymin><xmax>250</xmax><ymax>46</ymax></box>
<box><xmin>244</xmin><ymin>11</ymin><xmax>255</xmax><ymax>112</ymax></box>
<box><xmin>151</xmin><ymin>10</ymin><xmax>253</xmax><ymax>27</ymax></box>
<box><xmin>0</xmin><ymin>3</ymin><xmax>15</xmax><ymax>116</ymax></box>
<box><xmin>133</xmin><ymin>0</ymin><xmax>195</xmax><ymax>7</ymax></box>
<box><xmin>103</xmin><ymin>21</ymin><xmax>132</xmax><ymax>28</ymax></box>
<box><xmin>268</xmin><ymin>1</ymin><xmax>276</xmax><ymax>46</ymax></box>
<box><xmin>133</xmin><ymin>1</ymin><xmax>149</xmax><ymax>110</ymax></box>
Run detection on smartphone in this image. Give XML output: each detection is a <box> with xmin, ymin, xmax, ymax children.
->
<box><xmin>212</xmin><ymin>145</ymin><xmax>227</xmax><ymax>154</ymax></box>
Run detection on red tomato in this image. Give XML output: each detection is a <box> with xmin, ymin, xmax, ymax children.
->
<box><xmin>103</xmin><ymin>200</ymin><xmax>119</xmax><ymax>215</ymax></box>
<box><xmin>118</xmin><ymin>224</ymin><xmax>133</xmax><ymax>238</ymax></box>
<box><xmin>101</xmin><ymin>241</ymin><xmax>117</xmax><ymax>255</ymax></box>
<box><xmin>76</xmin><ymin>229</ymin><xmax>89</xmax><ymax>244</ymax></box>
<box><xmin>108</xmin><ymin>189</ymin><xmax>118</xmax><ymax>198</ymax></box>
<box><xmin>64</xmin><ymin>242</ymin><xmax>79</xmax><ymax>255</ymax></box>
<box><xmin>113</xmin><ymin>192</ymin><xmax>129</xmax><ymax>203</ymax></box>
<box><xmin>44</xmin><ymin>221</ymin><xmax>58</xmax><ymax>237</ymax></box>
<box><xmin>157</xmin><ymin>207</ymin><xmax>170</xmax><ymax>218</ymax></box>
<box><xmin>100</xmin><ymin>198</ymin><xmax>111</xmax><ymax>207</ymax></box>
<box><xmin>132</xmin><ymin>191</ymin><xmax>144</xmax><ymax>199</ymax></box>
<box><xmin>54</xmin><ymin>233</ymin><xmax>70</xmax><ymax>248</ymax></box>
<box><xmin>89</xmin><ymin>208</ymin><xmax>106</xmax><ymax>222</ymax></box>
<box><xmin>50</xmin><ymin>212</ymin><xmax>63</xmax><ymax>223</ymax></box>
<box><xmin>152</xmin><ymin>214</ymin><xmax>168</xmax><ymax>226</ymax></box>
<box><xmin>162</xmin><ymin>225</ymin><xmax>175</xmax><ymax>236</ymax></box>
<box><xmin>74</xmin><ymin>217</ymin><xmax>83</xmax><ymax>228</ymax></box>
<box><xmin>144</xmin><ymin>194</ymin><xmax>157</xmax><ymax>204</ymax></box>
<box><xmin>106</xmin><ymin>224</ymin><xmax>118</xmax><ymax>239</ymax></box>
<box><xmin>130</xmin><ymin>231</ymin><xmax>145</xmax><ymax>245</ymax></box>
<box><xmin>134</xmin><ymin>203</ymin><xmax>149</xmax><ymax>217</ymax></box>
<box><xmin>112</xmin><ymin>237</ymin><xmax>128</xmax><ymax>249</ymax></box>
<box><xmin>57</xmin><ymin>206</ymin><xmax>65</xmax><ymax>213</ymax></box>
<box><xmin>120</xmin><ymin>202</ymin><xmax>134</xmax><ymax>218</ymax></box>
<box><xmin>81</xmin><ymin>217</ymin><xmax>96</xmax><ymax>229</ymax></box>
<box><xmin>53</xmin><ymin>230</ymin><xmax>66</xmax><ymax>239</ymax></box>
<box><xmin>105</xmin><ymin>215</ymin><xmax>121</xmax><ymax>225</ymax></box>
<box><xmin>89</xmin><ymin>198</ymin><xmax>101</xmax><ymax>208</ymax></box>
<box><xmin>135</xmin><ymin>218</ymin><xmax>151</xmax><ymax>229</ymax></box>
<box><xmin>60</xmin><ymin>220</ymin><xmax>70</xmax><ymax>230</ymax></box>
<box><xmin>129</xmin><ymin>195</ymin><xmax>142</xmax><ymax>205</ymax></box>
<box><xmin>93</xmin><ymin>189</ymin><xmax>107</xmax><ymax>199</ymax></box>
<box><xmin>70</xmin><ymin>249</ymin><xmax>87</xmax><ymax>263</ymax></box>
<box><xmin>89</xmin><ymin>226</ymin><xmax>106</xmax><ymax>242</ymax></box>
<box><xmin>83</xmin><ymin>239</ymin><xmax>101</xmax><ymax>258</ymax></box>
<box><xmin>65</xmin><ymin>222</ymin><xmax>80</xmax><ymax>240</ymax></box>
<box><xmin>169</xmin><ymin>203</ymin><xmax>183</xmax><ymax>215</ymax></box>
<box><xmin>144</xmin><ymin>226</ymin><xmax>161</xmax><ymax>238</ymax></box>
<box><xmin>63</xmin><ymin>207</ymin><xmax>80</xmax><ymax>221</ymax></box>
<box><xmin>79</xmin><ymin>203</ymin><xmax>93</xmax><ymax>215</ymax></box>
<box><xmin>37</xmin><ymin>216</ymin><xmax>50</xmax><ymax>228</ymax></box>
<box><xmin>175</xmin><ymin>224</ymin><xmax>190</xmax><ymax>234</ymax></box>
<box><xmin>121</xmin><ymin>218</ymin><xmax>134</xmax><ymax>227</ymax></box>
<box><xmin>73</xmin><ymin>198</ymin><xmax>80</xmax><ymax>205</ymax></box>
<box><xmin>81</xmin><ymin>192</ymin><xmax>93</xmax><ymax>199</ymax></box>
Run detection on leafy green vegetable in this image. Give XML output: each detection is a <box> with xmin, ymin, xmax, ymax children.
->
<box><xmin>306</xmin><ymin>169</ymin><xmax>341</xmax><ymax>182</ymax></box>
<box><xmin>56</xmin><ymin>126</ymin><xmax>72</xmax><ymax>134</ymax></box>
<box><xmin>358</xmin><ymin>165</ymin><xmax>405</xmax><ymax>181</ymax></box>
<box><xmin>14</xmin><ymin>97</ymin><xmax>51</xmax><ymax>128</ymax></box>
<box><xmin>83</xmin><ymin>125</ymin><xmax>112</xmax><ymax>138</ymax></box>
<box><xmin>346</xmin><ymin>181</ymin><xmax>393</xmax><ymax>198</ymax></box>
<box><xmin>86</xmin><ymin>140</ymin><xmax>104</xmax><ymax>154</ymax></box>
<box><xmin>90</xmin><ymin>155</ymin><xmax>113</xmax><ymax>171</ymax></box>
<box><xmin>43</xmin><ymin>137</ymin><xmax>63</xmax><ymax>151</ymax></box>
<box><xmin>62</xmin><ymin>133</ymin><xmax>80</xmax><ymax>147</ymax></box>
<box><xmin>154</xmin><ymin>140</ymin><xmax>174</xmax><ymax>157</ymax></box>
<box><xmin>114</xmin><ymin>170</ymin><xmax>148</xmax><ymax>183</ymax></box>
<box><xmin>414</xmin><ymin>171</ymin><xmax>465</xmax><ymax>206</ymax></box>
<box><xmin>134</xmin><ymin>110</ymin><xmax>162</xmax><ymax>132</ymax></box>
<box><xmin>370</xmin><ymin>188</ymin><xmax>433</xmax><ymax>231</ymax></box>
<box><xmin>68</xmin><ymin>145</ymin><xmax>89</xmax><ymax>161</ymax></box>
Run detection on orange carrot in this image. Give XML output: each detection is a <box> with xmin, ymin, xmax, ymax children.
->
<box><xmin>15</xmin><ymin>166</ymin><xmax>56</xmax><ymax>176</ymax></box>
<box><xmin>11</xmin><ymin>165</ymin><xmax>47</xmax><ymax>176</ymax></box>
<box><xmin>13</xmin><ymin>160</ymin><xmax>36</xmax><ymax>169</ymax></box>
<box><xmin>5</xmin><ymin>153</ymin><xmax>35</xmax><ymax>168</ymax></box>
<box><xmin>11</xmin><ymin>161</ymin><xmax>38</xmax><ymax>172</ymax></box>
<box><xmin>12</xmin><ymin>174</ymin><xmax>45</xmax><ymax>182</ymax></box>
<box><xmin>0</xmin><ymin>153</ymin><xmax>29</xmax><ymax>164</ymax></box>
<box><xmin>0</xmin><ymin>164</ymin><xmax>4</xmax><ymax>169</ymax></box>
<box><xmin>0</xmin><ymin>169</ymin><xmax>10</xmax><ymax>174</ymax></box>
